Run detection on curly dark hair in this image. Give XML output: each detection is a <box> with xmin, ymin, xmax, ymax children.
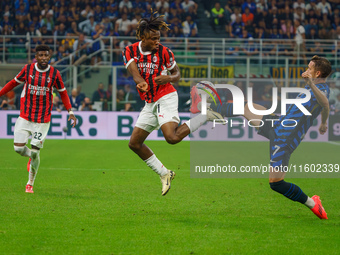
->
<box><xmin>136</xmin><ymin>11</ymin><xmax>170</xmax><ymax>40</ymax></box>
<box><xmin>35</xmin><ymin>45</ymin><xmax>50</xmax><ymax>53</ymax></box>
<box><xmin>311</xmin><ymin>55</ymin><xmax>332</xmax><ymax>79</ymax></box>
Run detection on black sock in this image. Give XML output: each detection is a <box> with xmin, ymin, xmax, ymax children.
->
<box><xmin>270</xmin><ymin>180</ymin><xmax>308</xmax><ymax>204</ymax></box>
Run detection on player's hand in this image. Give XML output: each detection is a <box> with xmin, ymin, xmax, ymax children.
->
<box><xmin>154</xmin><ymin>75</ymin><xmax>170</xmax><ymax>85</ymax></box>
<box><xmin>319</xmin><ymin>123</ymin><xmax>327</xmax><ymax>135</ymax></box>
<box><xmin>301</xmin><ymin>70</ymin><xmax>311</xmax><ymax>79</ymax></box>
<box><xmin>136</xmin><ymin>82</ymin><xmax>148</xmax><ymax>92</ymax></box>
<box><xmin>68</xmin><ymin>114</ymin><xmax>77</xmax><ymax>128</ymax></box>
<box><xmin>301</xmin><ymin>70</ymin><xmax>313</xmax><ymax>84</ymax></box>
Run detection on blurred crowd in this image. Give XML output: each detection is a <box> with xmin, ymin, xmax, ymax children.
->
<box><xmin>208</xmin><ymin>0</ymin><xmax>340</xmax><ymax>40</ymax></box>
<box><xmin>0</xmin><ymin>0</ymin><xmax>339</xmax><ymax>60</ymax></box>
<box><xmin>0</xmin><ymin>0</ymin><xmax>201</xmax><ymax>64</ymax></box>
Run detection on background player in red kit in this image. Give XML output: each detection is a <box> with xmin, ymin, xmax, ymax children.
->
<box><xmin>0</xmin><ymin>45</ymin><xmax>77</xmax><ymax>193</ymax></box>
<box><xmin>123</xmin><ymin>12</ymin><xmax>222</xmax><ymax>196</ymax></box>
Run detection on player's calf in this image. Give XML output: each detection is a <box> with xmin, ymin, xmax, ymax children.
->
<box><xmin>269</xmin><ymin>180</ymin><xmax>308</xmax><ymax>204</ymax></box>
<box><xmin>30</xmin><ymin>149</ymin><xmax>40</xmax><ymax>170</ymax></box>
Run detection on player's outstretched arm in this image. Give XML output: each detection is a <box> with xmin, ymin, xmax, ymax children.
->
<box><xmin>127</xmin><ymin>61</ymin><xmax>148</xmax><ymax>92</ymax></box>
<box><xmin>305</xmin><ymin>77</ymin><xmax>329</xmax><ymax>134</ymax></box>
<box><xmin>319</xmin><ymin>114</ymin><xmax>328</xmax><ymax>135</ymax></box>
<box><xmin>308</xmin><ymin>79</ymin><xmax>329</xmax><ymax>110</ymax></box>
<box><xmin>319</xmin><ymin>106</ymin><xmax>329</xmax><ymax>135</ymax></box>
<box><xmin>58</xmin><ymin>89</ymin><xmax>77</xmax><ymax>127</ymax></box>
<box><xmin>308</xmin><ymin>80</ymin><xmax>329</xmax><ymax>126</ymax></box>
<box><xmin>154</xmin><ymin>64</ymin><xmax>180</xmax><ymax>85</ymax></box>
<box><xmin>0</xmin><ymin>79</ymin><xmax>21</xmax><ymax>97</ymax></box>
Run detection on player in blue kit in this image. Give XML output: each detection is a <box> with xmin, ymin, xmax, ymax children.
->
<box><xmin>192</xmin><ymin>55</ymin><xmax>331</xmax><ymax>219</ymax></box>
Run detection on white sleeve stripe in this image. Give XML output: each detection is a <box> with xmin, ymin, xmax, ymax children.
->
<box><xmin>168</xmin><ymin>61</ymin><xmax>176</xmax><ymax>71</ymax></box>
<box><xmin>14</xmin><ymin>77</ymin><xmax>24</xmax><ymax>84</ymax></box>
<box><xmin>125</xmin><ymin>58</ymin><xmax>135</xmax><ymax>69</ymax></box>
<box><xmin>57</xmin><ymin>88</ymin><xmax>66</xmax><ymax>92</ymax></box>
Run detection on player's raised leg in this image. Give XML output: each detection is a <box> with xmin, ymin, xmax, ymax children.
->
<box><xmin>161</xmin><ymin>122</ymin><xmax>190</xmax><ymax>145</ymax></box>
<box><xmin>208</xmin><ymin>100</ymin><xmax>267</xmax><ymax>126</ymax></box>
<box><xmin>13</xmin><ymin>118</ymin><xmax>32</xmax><ymax>159</ymax></box>
<box><xmin>14</xmin><ymin>143</ymin><xmax>32</xmax><ymax>158</ymax></box>
<box><xmin>243</xmin><ymin>103</ymin><xmax>267</xmax><ymax>127</ymax></box>
<box><xmin>158</xmin><ymin>89</ymin><xmax>223</xmax><ymax>145</ymax></box>
<box><xmin>191</xmin><ymin>82</ymin><xmax>263</xmax><ymax>125</ymax></box>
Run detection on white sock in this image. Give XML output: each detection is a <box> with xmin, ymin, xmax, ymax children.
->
<box><xmin>28</xmin><ymin>166</ymin><xmax>37</xmax><ymax>186</ymax></box>
<box><xmin>23</xmin><ymin>146</ymin><xmax>32</xmax><ymax>157</ymax></box>
<box><xmin>184</xmin><ymin>114</ymin><xmax>207</xmax><ymax>133</ymax></box>
<box><xmin>27</xmin><ymin>149</ymin><xmax>40</xmax><ymax>186</ymax></box>
<box><xmin>304</xmin><ymin>197</ymin><xmax>315</xmax><ymax>209</ymax></box>
<box><xmin>144</xmin><ymin>154</ymin><xmax>168</xmax><ymax>176</ymax></box>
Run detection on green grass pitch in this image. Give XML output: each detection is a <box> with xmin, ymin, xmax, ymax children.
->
<box><xmin>0</xmin><ymin>139</ymin><xmax>339</xmax><ymax>254</ymax></box>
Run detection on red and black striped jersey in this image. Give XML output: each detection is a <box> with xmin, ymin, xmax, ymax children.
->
<box><xmin>123</xmin><ymin>41</ymin><xmax>177</xmax><ymax>103</ymax></box>
<box><xmin>15</xmin><ymin>63</ymin><xmax>66</xmax><ymax>123</ymax></box>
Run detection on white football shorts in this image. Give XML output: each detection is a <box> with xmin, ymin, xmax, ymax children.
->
<box><xmin>135</xmin><ymin>92</ymin><xmax>180</xmax><ymax>133</ymax></box>
<box><xmin>14</xmin><ymin>117</ymin><xmax>50</xmax><ymax>148</ymax></box>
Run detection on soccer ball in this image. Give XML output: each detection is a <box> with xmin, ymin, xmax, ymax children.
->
<box><xmin>195</xmin><ymin>81</ymin><xmax>217</xmax><ymax>101</ymax></box>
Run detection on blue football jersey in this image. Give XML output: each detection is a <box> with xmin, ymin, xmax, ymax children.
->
<box><xmin>274</xmin><ymin>83</ymin><xmax>329</xmax><ymax>150</ymax></box>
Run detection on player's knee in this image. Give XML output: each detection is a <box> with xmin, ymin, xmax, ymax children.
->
<box><xmin>269</xmin><ymin>179</ymin><xmax>285</xmax><ymax>192</ymax></box>
<box><xmin>14</xmin><ymin>145</ymin><xmax>25</xmax><ymax>156</ymax></box>
<box><xmin>164</xmin><ymin>135</ymin><xmax>180</xmax><ymax>145</ymax></box>
<box><xmin>128</xmin><ymin>141</ymin><xmax>141</xmax><ymax>152</ymax></box>
<box><xmin>31</xmin><ymin>149</ymin><xmax>40</xmax><ymax>159</ymax></box>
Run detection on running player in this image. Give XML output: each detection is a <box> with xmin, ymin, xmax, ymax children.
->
<box><xmin>192</xmin><ymin>55</ymin><xmax>331</xmax><ymax>219</ymax></box>
<box><xmin>123</xmin><ymin>12</ymin><xmax>222</xmax><ymax>196</ymax></box>
<box><xmin>0</xmin><ymin>45</ymin><xmax>77</xmax><ymax>193</ymax></box>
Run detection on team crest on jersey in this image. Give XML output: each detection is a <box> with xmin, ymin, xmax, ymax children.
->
<box><xmin>153</xmin><ymin>56</ymin><xmax>157</xmax><ymax>62</ymax></box>
<box><xmin>47</xmin><ymin>77</ymin><xmax>50</xmax><ymax>83</ymax></box>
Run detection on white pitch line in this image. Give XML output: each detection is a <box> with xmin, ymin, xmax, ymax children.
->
<box><xmin>328</xmin><ymin>141</ymin><xmax>340</xmax><ymax>146</ymax></box>
<box><xmin>4</xmin><ymin>167</ymin><xmax>144</xmax><ymax>171</ymax></box>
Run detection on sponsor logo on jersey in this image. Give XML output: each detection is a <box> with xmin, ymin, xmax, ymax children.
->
<box><xmin>137</xmin><ymin>62</ymin><xmax>159</xmax><ymax>74</ymax></box>
<box><xmin>28</xmin><ymin>84</ymin><xmax>50</xmax><ymax>96</ymax></box>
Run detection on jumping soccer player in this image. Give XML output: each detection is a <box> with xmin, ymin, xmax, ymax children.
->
<box><xmin>123</xmin><ymin>12</ymin><xmax>222</xmax><ymax>196</ymax></box>
<box><xmin>0</xmin><ymin>45</ymin><xmax>77</xmax><ymax>193</ymax></box>
<box><xmin>192</xmin><ymin>55</ymin><xmax>331</xmax><ymax>219</ymax></box>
